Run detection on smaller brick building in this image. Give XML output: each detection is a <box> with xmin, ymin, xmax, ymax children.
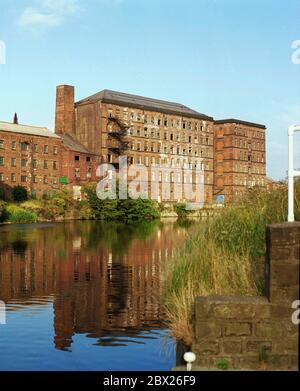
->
<box><xmin>0</xmin><ymin>121</ymin><xmax>97</xmax><ymax>199</ymax></box>
<box><xmin>214</xmin><ymin>119</ymin><xmax>266</xmax><ymax>203</ymax></box>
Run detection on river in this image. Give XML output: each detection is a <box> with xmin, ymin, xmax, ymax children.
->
<box><xmin>0</xmin><ymin>220</ymin><xmax>191</xmax><ymax>371</ymax></box>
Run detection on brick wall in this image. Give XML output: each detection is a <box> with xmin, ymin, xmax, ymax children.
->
<box><xmin>192</xmin><ymin>222</ymin><xmax>299</xmax><ymax>370</ymax></box>
<box><xmin>213</xmin><ymin>122</ymin><xmax>266</xmax><ymax>203</ymax></box>
<box><xmin>0</xmin><ymin>130</ymin><xmax>61</xmax><ymax>197</ymax></box>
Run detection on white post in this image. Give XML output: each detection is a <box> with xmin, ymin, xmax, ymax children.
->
<box><xmin>288</xmin><ymin>125</ymin><xmax>300</xmax><ymax>222</ymax></box>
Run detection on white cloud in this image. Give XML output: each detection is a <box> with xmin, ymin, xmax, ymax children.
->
<box><xmin>18</xmin><ymin>0</ymin><xmax>80</xmax><ymax>29</ymax></box>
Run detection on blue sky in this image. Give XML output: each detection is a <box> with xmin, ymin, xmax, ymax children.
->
<box><xmin>0</xmin><ymin>0</ymin><xmax>299</xmax><ymax>179</ymax></box>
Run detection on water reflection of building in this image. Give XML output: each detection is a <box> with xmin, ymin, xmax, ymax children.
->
<box><xmin>0</xmin><ymin>222</ymin><xmax>188</xmax><ymax>350</ymax></box>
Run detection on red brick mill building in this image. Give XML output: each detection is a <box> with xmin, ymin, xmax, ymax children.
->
<box><xmin>0</xmin><ymin>84</ymin><xmax>267</xmax><ymax>202</ymax></box>
<box><xmin>0</xmin><ymin>120</ymin><xmax>98</xmax><ymax>199</ymax></box>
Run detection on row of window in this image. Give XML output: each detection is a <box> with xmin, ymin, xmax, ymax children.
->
<box><xmin>0</xmin><ymin>156</ymin><xmax>59</xmax><ymax>169</ymax></box>
<box><xmin>233</xmin><ymin>163</ymin><xmax>266</xmax><ymax>175</ymax></box>
<box><xmin>129</xmin><ymin>142</ymin><xmax>213</xmax><ymax>157</ymax></box>
<box><xmin>0</xmin><ymin>169</ymin><xmax>92</xmax><ymax>183</ymax></box>
<box><xmin>108</xmin><ymin>109</ymin><xmax>212</xmax><ymax>131</ymax></box>
<box><xmin>233</xmin><ymin>127</ymin><xmax>265</xmax><ymax>139</ymax></box>
<box><xmin>236</xmin><ymin>151</ymin><xmax>265</xmax><ymax>163</ymax></box>
<box><xmin>233</xmin><ymin>138</ymin><xmax>265</xmax><ymax>151</ymax></box>
<box><xmin>233</xmin><ymin>177</ymin><xmax>266</xmax><ymax>187</ymax></box>
<box><xmin>0</xmin><ymin>173</ymin><xmax>58</xmax><ymax>184</ymax></box>
<box><xmin>108</xmin><ymin>154</ymin><xmax>212</xmax><ymax>170</ymax></box>
<box><xmin>124</xmin><ymin>127</ymin><xmax>213</xmax><ymax>144</ymax></box>
<box><xmin>0</xmin><ymin>140</ymin><xmax>59</xmax><ymax>155</ymax></box>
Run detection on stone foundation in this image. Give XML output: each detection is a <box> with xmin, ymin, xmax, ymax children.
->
<box><xmin>192</xmin><ymin>223</ymin><xmax>299</xmax><ymax>370</ymax></box>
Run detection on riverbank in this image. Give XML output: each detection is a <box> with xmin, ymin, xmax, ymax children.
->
<box><xmin>163</xmin><ymin>182</ymin><xmax>300</xmax><ymax>346</ymax></box>
<box><xmin>0</xmin><ymin>184</ymin><xmax>217</xmax><ymax>224</ymax></box>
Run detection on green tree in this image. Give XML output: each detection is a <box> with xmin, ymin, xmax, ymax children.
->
<box><xmin>12</xmin><ymin>186</ymin><xmax>28</xmax><ymax>202</ymax></box>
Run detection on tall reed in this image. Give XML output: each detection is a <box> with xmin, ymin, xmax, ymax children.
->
<box><xmin>163</xmin><ymin>183</ymin><xmax>299</xmax><ymax>345</ymax></box>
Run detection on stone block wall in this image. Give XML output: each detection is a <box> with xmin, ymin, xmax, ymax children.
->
<box><xmin>192</xmin><ymin>223</ymin><xmax>299</xmax><ymax>370</ymax></box>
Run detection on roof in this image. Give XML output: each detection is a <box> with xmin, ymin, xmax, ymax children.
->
<box><xmin>0</xmin><ymin>121</ymin><xmax>60</xmax><ymax>138</ymax></box>
<box><xmin>215</xmin><ymin>118</ymin><xmax>266</xmax><ymax>129</ymax></box>
<box><xmin>59</xmin><ymin>133</ymin><xmax>92</xmax><ymax>154</ymax></box>
<box><xmin>76</xmin><ymin>89</ymin><xmax>214</xmax><ymax>121</ymax></box>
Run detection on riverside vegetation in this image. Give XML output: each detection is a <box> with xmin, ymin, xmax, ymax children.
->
<box><xmin>0</xmin><ymin>184</ymin><xmax>160</xmax><ymax>223</ymax></box>
<box><xmin>163</xmin><ymin>182</ymin><xmax>300</xmax><ymax>345</ymax></box>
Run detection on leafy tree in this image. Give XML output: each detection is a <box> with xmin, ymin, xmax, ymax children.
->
<box><xmin>12</xmin><ymin>186</ymin><xmax>28</xmax><ymax>202</ymax></box>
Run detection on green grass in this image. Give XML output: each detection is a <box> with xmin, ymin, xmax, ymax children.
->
<box><xmin>163</xmin><ymin>183</ymin><xmax>300</xmax><ymax>345</ymax></box>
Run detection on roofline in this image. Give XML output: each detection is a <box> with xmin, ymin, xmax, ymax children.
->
<box><xmin>0</xmin><ymin>120</ymin><xmax>49</xmax><ymax>130</ymax></box>
<box><xmin>215</xmin><ymin>119</ymin><xmax>266</xmax><ymax>129</ymax></box>
<box><xmin>75</xmin><ymin>91</ymin><xmax>214</xmax><ymax>121</ymax></box>
<box><xmin>0</xmin><ymin>122</ymin><xmax>60</xmax><ymax>139</ymax></box>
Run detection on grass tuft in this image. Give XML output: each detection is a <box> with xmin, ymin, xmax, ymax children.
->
<box><xmin>163</xmin><ymin>183</ymin><xmax>299</xmax><ymax>345</ymax></box>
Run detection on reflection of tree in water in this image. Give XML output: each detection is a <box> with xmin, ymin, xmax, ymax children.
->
<box><xmin>84</xmin><ymin>220</ymin><xmax>160</xmax><ymax>255</ymax></box>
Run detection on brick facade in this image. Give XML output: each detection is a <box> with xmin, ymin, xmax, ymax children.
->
<box><xmin>214</xmin><ymin>120</ymin><xmax>266</xmax><ymax>203</ymax></box>
<box><xmin>55</xmin><ymin>85</ymin><xmax>266</xmax><ymax>205</ymax></box>
<box><xmin>0</xmin><ymin>122</ymin><xmax>97</xmax><ymax>198</ymax></box>
<box><xmin>1</xmin><ymin>85</ymin><xmax>267</xmax><ymax>203</ymax></box>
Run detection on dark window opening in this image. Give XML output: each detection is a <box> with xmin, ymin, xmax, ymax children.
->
<box><xmin>75</xmin><ymin>155</ymin><xmax>80</xmax><ymax>161</ymax></box>
<box><xmin>86</xmin><ymin>156</ymin><xmax>91</xmax><ymax>162</ymax></box>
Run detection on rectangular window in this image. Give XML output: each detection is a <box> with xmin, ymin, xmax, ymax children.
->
<box><xmin>43</xmin><ymin>176</ymin><xmax>48</xmax><ymax>184</ymax></box>
<box><xmin>12</xmin><ymin>141</ymin><xmax>17</xmax><ymax>150</ymax></box>
<box><xmin>75</xmin><ymin>155</ymin><xmax>80</xmax><ymax>161</ymax></box>
<box><xmin>21</xmin><ymin>142</ymin><xmax>29</xmax><ymax>151</ymax></box>
<box><xmin>0</xmin><ymin>140</ymin><xmax>4</xmax><ymax>149</ymax></box>
<box><xmin>53</xmin><ymin>177</ymin><xmax>57</xmax><ymax>184</ymax></box>
<box><xmin>53</xmin><ymin>161</ymin><xmax>58</xmax><ymax>170</ymax></box>
<box><xmin>86</xmin><ymin>156</ymin><xmax>91</xmax><ymax>162</ymax></box>
<box><xmin>75</xmin><ymin>168</ymin><xmax>80</xmax><ymax>178</ymax></box>
<box><xmin>44</xmin><ymin>160</ymin><xmax>48</xmax><ymax>169</ymax></box>
<box><xmin>11</xmin><ymin>158</ymin><xmax>17</xmax><ymax>167</ymax></box>
<box><xmin>34</xmin><ymin>144</ymin><xmax>38</xmax><ymax>152</ymax></box>
<box><xmin>33</xmin><ymin>175</ymin><xmax>38</xmax><ymax>183</ymax></box>
<box><xmin>21</xmin><ymin>175</ymin><xmax>27</xmax><ymax>182</ymax></box>
<box><xmin>0</xmin><ymin>173</ymin><xmax>4</xmax><ymax>181</ymax></box>
<box><xmin>53</xmin><ymin>146</ymin><xmax>58</xmax><ymax>155</ymax></box>
<box><xmin>21</xmin><ymin>159</ymin><xmax>28</xmax><ymax>167</ymax></box>
<box><xmin>32</xmin><ymin>159</ymin><xmax>38</xmax><ymax>168</ymax></box>
<box><xmin>11</xmin><ymin>173</ymin><xmax>16</xmax><ymax>182</ymax></box>
<box><xmin>44</xmin><ymin>145</ymin><xmax>49</xmax><ymax>154</ymax></box>
<box><xmin>0</xmin><ymin>156</ymin><xmax>4</xmax><ymax>166</ymax></box>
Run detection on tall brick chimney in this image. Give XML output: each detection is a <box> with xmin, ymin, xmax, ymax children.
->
<box><xmin>55</xmin><ymin>85</ymin><xmax>75</xmax><ymax>134</ymax></box>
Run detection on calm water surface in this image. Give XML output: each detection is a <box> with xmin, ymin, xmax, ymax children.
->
<box><xmin>0</xmin><ymin>220</ymin><xmax>191</xmax><ymax>371</ymax></box>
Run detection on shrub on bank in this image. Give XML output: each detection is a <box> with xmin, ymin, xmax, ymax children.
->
<box><xmin>5</xmin><ymin>204</ymin><xmax>38</xmax><ymax>223</ymax></box>
<box><xmin>0</xmin><ymin>200</ymin><xmax>7</xmax><ymax>222</ymax></box>
<box><xmin>174</xmin><ymin>203</ymin><xmax>192</xmax><ymax>219</ymax></box>
<box><xmin>163</xmin><ymin>183</ymin><xmax>300</xmax><ymax>345</ymax></box>
<box><xmin>84</xmin><ymin>184</ymin><xmax>160</xmax><ymax>221</ymax></box>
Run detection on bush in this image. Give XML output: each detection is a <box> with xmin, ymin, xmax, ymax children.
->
<box><xmin>6</xmin><ymin>204</ymin><xmax>37</xmax><ymax>223</ymax></box>
<box><xmin>84</xmin><ymin>184</ymin><xmax>160</xmax><ymax>221</ymax></box>
<box><xmin>0</xmin><ymin>200</ymin><xmax>7</xmax><ymax>222</ymax></box>
<box><xmin>174</xmin><ymin>203</ymin><xmax>192</xmax><ymax>218</ymax></box>
<box><xmin>121</xmin><ymin>197</ymin><xmax>160</xmax><ymax>221</ymax></box>
<box><xmin>12</xmin><ymin>186</ymin><xmax>28</xmax><ymax>202</ymax></box>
